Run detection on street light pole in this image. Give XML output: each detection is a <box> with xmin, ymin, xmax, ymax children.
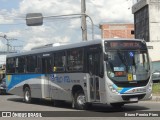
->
<box><xmin>81</xmin><ymin>0</ymin><xmax>87</xmax><ymax>41</ymax></box>
<box><xmin>85</xmin><ymin>14</ymin><xmax>94</xmax><ymax>41</ymax></box>
<box><xmin>27</xmin><ymin>13</ymin><xmax>95</xmax><ymax>40</ymax></box>
<box><xmin>46</xmin><ymin>14</ymin><xmax>94</xmax><ymax>40</ymax></box>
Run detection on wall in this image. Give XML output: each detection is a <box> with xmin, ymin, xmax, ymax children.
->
<box><xmin>149</xmin><ymin>1</ymin><xmax>160</xmax><ymax>42</ymax></box>
<box><xmin>100</xmin><ymin>23</ymin><xmax>134</xmax><ymax>39</ymax></box>
<box><xmin>132</xmin><ymin>0</ymin><xmax>160</xmax><ymax>62</ymax></box>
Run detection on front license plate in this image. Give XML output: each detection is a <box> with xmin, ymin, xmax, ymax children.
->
<box><xmin>130</xmin><ymin>98</ymin><xmax>138</xmax><ymax>102</ymax></box>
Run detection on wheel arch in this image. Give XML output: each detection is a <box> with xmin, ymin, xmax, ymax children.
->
<box><xmin>72</xmin><ymin>85</ymin><xmax>84</xmax><ymax>97</ymax></box>
<box><xmin>23</xmin><ymin>84</ymin><xmax>30</xmax><ymax>92</ymax></box>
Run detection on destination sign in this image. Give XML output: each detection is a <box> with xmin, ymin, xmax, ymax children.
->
<box><xmin>105</xmin><ymin>41</ymin><xmax>147</xmax><ymax>50</ymax></box>
<box><xmin>110</xmin><ymin>42</ymin><xmax>140</xmax><ymax>48</ymax></box>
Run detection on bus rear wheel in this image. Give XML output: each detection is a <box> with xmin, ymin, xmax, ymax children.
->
<box><xmin>24</xmin><ymin>87</ymin><xmax>32</xmax><ymax>103</ymax></box>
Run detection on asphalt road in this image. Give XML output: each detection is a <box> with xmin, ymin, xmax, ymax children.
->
<box><xmin>0</xmin><ymin>95</ymin><xmax>160</xmax><ymax>120</ymax></box>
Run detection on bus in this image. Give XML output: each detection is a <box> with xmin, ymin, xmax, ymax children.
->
<box><xmin>6</xmin><ymin>39</ymin><xmax>152</xmax><ymax>109</ymax></box>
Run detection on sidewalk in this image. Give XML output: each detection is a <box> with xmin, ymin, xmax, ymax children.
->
<box><xmin>152</xmin><ymin>95</ymin><xmax>160</xmax><ymax>101</ymax></box>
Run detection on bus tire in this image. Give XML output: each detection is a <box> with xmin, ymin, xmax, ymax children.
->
<box><xmin>24</xmin><ymin>87</ymin><xmax>32</xmax><ymax>103</ymax></box>
<box><xmin>74</xmin><ymin>90</ymin><xmax>88</xmax><ymax>110</ymax></box>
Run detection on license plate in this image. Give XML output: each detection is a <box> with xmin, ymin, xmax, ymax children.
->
<box><xmin>130</xmin><ymin>98</ymin><xmax>138</xmax><ymax>102</ymax></box>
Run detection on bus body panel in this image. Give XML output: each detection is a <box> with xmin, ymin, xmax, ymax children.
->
<box><xmin>6</xmin><ymin>39</ymin><xmax>152</xmax><ymax>107</ymax></box>
<box><xmin>6</xmin><ymin>74</ymin><xmax>43</xmax><ymax>98</ymax></box>
<box><xmin>6</xmin><ymin>73</ymin><xmax>108</xmax><ymax>103</ymax></box>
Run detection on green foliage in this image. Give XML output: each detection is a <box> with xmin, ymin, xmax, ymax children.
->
<box><xmin>152</xmin><ymin>83</ymin><xmax>160</xmax><ymax>95</ymax></box>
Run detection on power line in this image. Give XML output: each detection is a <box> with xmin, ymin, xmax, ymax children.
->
<box><xmin>0</xmin><ymin>23</ymin><xmax>25</xmax><ymax>25</ymax></box>
<box><xmin>0</xmin><ymin>16</ymin><xmax>81</xmax><ymax>26</ymax></box>
<box><xmin>45</xmin><ymin>16</ymin><xmax>81</xmax><ymax>23</ymax></box>
<box><xmin>0</xmin><ymin>35</ymin><xmax>18</xmax><ymax>54</ymax></box>
<box><xmin>0</xmin><ymin>17</ymin><xmax>25</xmax><ymax>20</ymax></box>
<box><xmin>0</xmin><ymin>16</ymin><xmax>81</xmax><ymax>20</ymax></box>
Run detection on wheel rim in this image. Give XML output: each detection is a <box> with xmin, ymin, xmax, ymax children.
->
<box><xmin>25</xmin><ymin>91</ymin><xmax>30</xmax><ymax>101</ymax></box>
<box><xmin>77</xmin><ymin>94</ymin><xmax>86</xmax><ymax>105</ymax></box>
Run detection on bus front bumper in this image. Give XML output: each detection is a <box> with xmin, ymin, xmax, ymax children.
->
<box><xmin>107</xmin><ymin>91</ymin><xmax>152</xmax><ymax>104</ymax></box>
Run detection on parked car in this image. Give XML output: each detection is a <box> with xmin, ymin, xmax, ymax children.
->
<box><xmin>152</xmin><ymin>70</ymin><xmax>160</xmax><ymax>83</ymax></box>
<box><xmin>0</xmin><ymin>78</ymin><xmax>6</xmax><ymax>95</ymax></box>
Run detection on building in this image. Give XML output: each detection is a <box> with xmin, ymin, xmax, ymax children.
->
<box><xmin>132</xmin><ymin>0</ymin><xmax>160</xmax><ymax>42</ymax></box>
<box><xmin>99</xmin><ymin>23</ymin><xmax>134</xmax><ymax>39</ymax></box>
<box><xmin>132</xmin><ymin>0</ymin><xmax>160</xmax><ymax>72</ymax></box>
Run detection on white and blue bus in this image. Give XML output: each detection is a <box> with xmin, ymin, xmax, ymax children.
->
<box><xmin>6</xmin><ymin>39</ymin><xmax>152</xmax><ymax>109</ymax></box>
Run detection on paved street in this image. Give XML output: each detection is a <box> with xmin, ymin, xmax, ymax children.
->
<box><xmin>1</xmin><ymin>95</ymin><xmax>160</xmax><ymax>111</ymax></box>
<box><xmin>0</xmin><ymin>95</ymin><xmax>160</xmax><ymax>120</ymax></box>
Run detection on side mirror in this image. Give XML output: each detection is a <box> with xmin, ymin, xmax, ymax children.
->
<box><xmin>104</xmin><ymin>53</ymin><xmax>108</xmax><ymax>61</ymax></box>
<box><xmin>26</xmin><ymin>13</ymin><xmax>43</xmax><ymax>26</ymax></box>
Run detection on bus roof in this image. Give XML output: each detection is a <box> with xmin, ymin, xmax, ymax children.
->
<box><xmin>7</xmin><ymin>38</ymin><xmax>144</xmax><ymax>58</ymax></box>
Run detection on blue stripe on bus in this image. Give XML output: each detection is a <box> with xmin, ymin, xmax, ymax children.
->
<box><xmin>120</xmin><ymin>88</ymin><xmax>133</xmax><ymax>94</ymax></box>
<box><xmin>113</xmin><ymin>84</ymin><xmax>133</xmax><ymax>94</ymax></box>
<box><xmin>6</xmin><ymin>74</ymin><xmax>44</xmax><ymax>91</ymax></box>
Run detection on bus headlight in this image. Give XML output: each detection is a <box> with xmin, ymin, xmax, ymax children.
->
<box><xmin>109</xmin><ymin>85</ymin><xmax>119</xmax><ymax>94</ymax></box>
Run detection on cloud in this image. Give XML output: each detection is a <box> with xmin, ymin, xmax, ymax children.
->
<box><xmin>4</xmin><ymin>24</ymin><xmax>71</xmax><ymax>51</ymax></box>
<box><xmin>0</xmin><ymin>40</ymin><xmax>7</xmax><ymax>51</ymax></box>
<box><xmin>0</xmin><ymin>55</ymin><xmax>6</xmax><ymax>65</ymax></box>
<box><xmin>19</xmin><ymin>0</ymin><xmax>80</xmax><ymax>16</ymax></box>
<box><xmin>23</xmin><ymin>36</ymin><xmax>70</xmax><ymax>51</ymax></box>
<box><xmin>86</xmin><ymin>0</ymin><xmax>133</xmax><ymax>24</ymax></box>
<box><xmin>0</xmin><ymin>10</ymin><xmax>14</xmax><ymax>24</ymax></box>
<box><xmin>7</xmin><ymin>30</ymin><xmax>21</xmax><ymax>38</ymax></box>
<box><xmin>0</xmin><ymin>0</ymin><xmax>134</xmax><ymax>51</ymax></box>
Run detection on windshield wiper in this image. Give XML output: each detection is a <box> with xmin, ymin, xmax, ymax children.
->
<box><xmin>117</xmin><ymin>50</ymin><xmax>128</xmax><ymax>72</ymax></box>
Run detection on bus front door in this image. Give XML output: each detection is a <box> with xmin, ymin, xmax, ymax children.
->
<box><xmin>42</xmin><ymin>57</ymin><xmax>52</xmax><ymax>98</ymax></box>
<box><xmin>88</xmin><ymin>53</ymin><xmax>100</xmax><ymax>102</ymax></box>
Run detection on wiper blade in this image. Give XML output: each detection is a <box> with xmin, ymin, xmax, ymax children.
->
<box><xmin>117</xmin><ymin>50</ymin><xmax>128</xmax><ymax>72</ymax></box>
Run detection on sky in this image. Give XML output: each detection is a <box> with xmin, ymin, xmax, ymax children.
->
<box><xmin>0</xmin><ymin>0</ymin><xmax>136</xmax><ymax>56</ymax></box>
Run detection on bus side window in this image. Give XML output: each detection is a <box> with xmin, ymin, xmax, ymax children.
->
<box><xmin>36</xmin><ymin>56</ymin><xmax>41</xmax><ymax>73</ymax></box>
<box><xmin>67</xmin><ymin>48</ymin><xmax>83</xmax><ymax>72</ymax></box>
<box><xmin>86</xmin><ymin>44</ymin><xmax>103</xmax><ymax>77</ymax></box>
<box><xmin>6</xmin><ymin>58</ymin><xmax>15</xmax><ymax>74</ymax></box>
<box><xmin>54</xmin><ymin>52</ymin><xmax>66</xmax><ymax>72</ymax></box>
<box><xmin>99</xmin><ymin>53</ymin><xmax>104</xmax><ymax>78</ymax></box>
<box><xmin>95</xmin><ymin>54</ymin><xmax>99</xmax><ymax>75</ymax></box>
<box><xmin>16</xmin><ymin>57</ymin><xmax>25</xmax><ymax>73</ymax></box>
<box><xmin>88</xmin><ymin>54</ymin><xmax>94</xmax><ymax>74</ymax></box>
<box><xmin>26</xmin><ymin>55</ymin><xmax>37</xmax><ymax>73</ymax></box>
<box><xmin>88</xmin><ymin>52</ymin><xmax>103</xmax><ymax>78</ymax></box>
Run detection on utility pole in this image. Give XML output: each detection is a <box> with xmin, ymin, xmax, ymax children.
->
<box><xmin>5</xmin><ymin>37</ymin><xmax>17</xmax><ymax>53</ymax></box>
<box><xmin>81</xmin><ymin>0</ymin><xmax>87</xmax><ymax>41</ymax></box>
<box><xmin>0</xmin><ymin>35</ymin><xmax>17</xmax><ymax>54</ymax></box>
<box><xmin>4</xmin><ymin>35</ymin><xmax>9</xmax><ymax>53</ymax></box>
<box><xmin>12</xmin><ymin>46</ymin><xmax>23</xmax><ymax>52</ymax></box>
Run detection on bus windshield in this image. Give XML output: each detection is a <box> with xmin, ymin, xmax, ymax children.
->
<box><xmin>105</xmin><ymin>45</ymin><xmax>150</xmax><ymax>82</ymax></box>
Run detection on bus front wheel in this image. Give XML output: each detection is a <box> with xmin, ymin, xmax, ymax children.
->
<box><xmin>74</xmin><ymin>91</ymin><xmax>88</xmax><ymax>110</ymax></box>
<box><xmin>24</xmin><ymin>87</ymin><xmax>32</xmax><ymax>103</ymax></box>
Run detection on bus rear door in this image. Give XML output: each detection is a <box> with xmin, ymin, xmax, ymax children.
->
<box><xmin>41</xmin><ymin>56</ymin><xmax>52</xmax><ymax>98</ymax></box>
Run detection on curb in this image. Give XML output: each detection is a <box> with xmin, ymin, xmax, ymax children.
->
<box><xmin>151</xmin><ymin>96</ymin><xmax>160</xmax><ymax>101</ymax></box>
